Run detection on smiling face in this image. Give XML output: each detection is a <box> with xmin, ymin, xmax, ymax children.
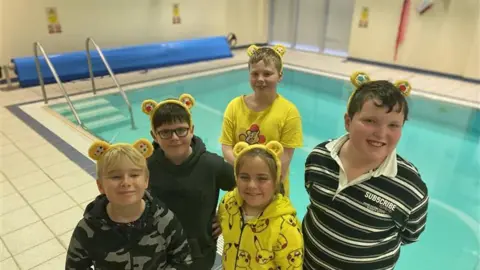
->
<box><xmin>249</xmin><ymin>60</ymin><xmax>282</xmax><ymax>94</ymax></box>
<box><xmin>152</xmin><ymin>121</ymin><xmax>194</xmax><ymax>163</ymax></box>
<box><xmin>97</xmin><ymin>155</ymin><xmax>149</xmax><ymax>207</ymax></box>
<box><xmin>345</xmin><ymin>99</ymin><xmax>404</xmax><ymax>163</ymax></box>
<box><xmin>236</xmin><ymin>155</ymin><xmax>277</xmax><ymax>210</ymax></box>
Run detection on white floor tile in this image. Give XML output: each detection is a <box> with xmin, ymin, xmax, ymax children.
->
<box><xmin>31</xmin><ymin>192</ymin><xmax>77</xmax><ymax>219</ymax></box>
<box><xmin>30</xmin><ymin>253</ymin><xmax>66</xmax><ymax>270</ymax></box>
<box><xmin>0</xmin><ymin>240</ymin><xmax>11</xmax><ymax>261</ymax></box>
<box><xmin>0</xmin><ymin>133</ymin><xmax>10</xmax><ymax>147</ymax></box>
<box><xmin>58</xmin><ymin>230</ymin><xmax>73</xmax><ymax>249</ymax></box>
<box><xmin>0</xmin><ymin>206</ymin><xmax>39</xmax><ymax>236</ymax></box>
<box><xmin>43</xmin><ymin>206</ymin><xmax>83</xmax><ymax>236</ymax></box>
<box><xmin>0</xmin><ymin>181</ymin><xmax>16</xmax><ymax>198</ymax></box>
<box><xmin>66</xmin><ymin>181</ymin><xmax>99</xmax><ymax>204</ymax></box>
<box><xmin>19</xmin><ymin>180</ymin><xmax>63</xmax><ymax>204</ymax></box>
<box><xmin>0</xmin><ymin>192</ymin><xmax>27</xmax><ymax>216</ymax></box>
<box><xmin>10</xmin><ymin>134</ymin><xmax>49</xmax><ymax>149</ymax></box>
<box><xmin>0</xmin><ymin>152</ymin><xmax>39</xmax><ymax>179</ymax></box>
<box><xmin>0</xmin><ymin>257</ymin><xmax>19</xmax><ymax>270</ymax></box>
<box><xmin>0</xmin><ymin>172</ymin><xmax>6</xmax><ymax>183</ymax></box>
<box><xmin>14</xmin><ymin>238</ymin><xmax>65</xmax><ymax>270</ymax></box>
<box><xmin>27</xmin><ymin>144</ymin><xmax>61</xmax><ymax>159</ymax></box>
<box><xmin>0</xmin><ymin>144</ymin><xmax>19</xmax><ymax>157</ymax></box>
<box><xmin>54</xmin><ymin>170</ymin><xmax>95</xmax><ymax>191</ymax></box>
<box><xmin>42</xmin><ymin>159</ymin><xmax>83</xmax><ymax>179</ymax></box>
<box><xmin>2</xmin><ymin>221</ymin><xmax>55</xmax><ymax>255</ymax></box>
<box><xmin>32</xmin><ymin>152</ymin><xmax>68</xmax><ymax>168</ymax></box>
<box><xmin>9</xmin><ymin>170</ymin><xmax>51</xmax><ymax>191</ymax></box>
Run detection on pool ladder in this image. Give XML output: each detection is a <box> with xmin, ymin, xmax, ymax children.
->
<box><xmin>33</xmin><ymin>39</ymin><xmax>136</xmax><ymax>130</ymax></box>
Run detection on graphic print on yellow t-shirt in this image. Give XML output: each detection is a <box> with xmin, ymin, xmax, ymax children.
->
<box><xmin>239</xmin><ymin>124</ymin><xmax>266</xmax><ymax>145</ymax></box>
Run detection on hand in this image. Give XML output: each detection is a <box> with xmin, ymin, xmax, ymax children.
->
<box><xmin>212</xmin><ymin>215</ymin><xmax>222</xmax><ymax>239</ymax></box>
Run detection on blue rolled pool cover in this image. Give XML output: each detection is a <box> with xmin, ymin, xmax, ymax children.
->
<box><xmin>12</xmin><ymin>36</ymin><xmax>233</xmax><ymax>88</ymax></box>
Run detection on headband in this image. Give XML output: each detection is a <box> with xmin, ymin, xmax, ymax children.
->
<box><xmin>347</xmin><ymin>71</ymin><xmax>412</xmax><ymax>110</ymax></box>
<box><xmin>88</xmin><ymin>138</ymin><xmax>154</xmax><ymax>161</ymax></box>
<box><xmin>141</xmin><ymin>93</ymin><xmax>195</xmax><ymax>128</ymax></box>
<box><xmin>247</xmin><ymin>44</ymin><xmax>286</xmax><ymax>72</ymax></box>
<box><xmin>233</xmin><ymin>141</ymin><xmax>283</xmax><ymax>185</ymax></box>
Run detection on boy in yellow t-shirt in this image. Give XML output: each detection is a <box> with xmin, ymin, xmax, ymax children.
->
<box><xmin>219</xmin><ymin>44</ymin><xmax>303</xmax><ymax>197</ymax></box>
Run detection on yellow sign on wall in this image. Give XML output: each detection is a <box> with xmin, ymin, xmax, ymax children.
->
<box><xmin>172</xmin><ymin>4</ymin><xmax>181</xmax><ymax>24</ymax></box>
<box><xmin>359</xmin><ymin>7</ymin><xmax>369</xmax><ymax>28</ymax></box>
<box><xmin>46</xmin><ymin>7</ymin><xmax>62</xmax><ymax>34</ymax></box>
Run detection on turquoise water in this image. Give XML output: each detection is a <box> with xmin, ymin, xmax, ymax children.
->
<box><xmin>51</xmin><ymin>68</ymin><xmax>480</xmax><ymax>269</ymax></box>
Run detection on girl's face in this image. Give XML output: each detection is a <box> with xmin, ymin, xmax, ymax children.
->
<box><xmin>236</xmin><ymin>156</ymin><xmax>276</xmax><ymax>210</ymax></box>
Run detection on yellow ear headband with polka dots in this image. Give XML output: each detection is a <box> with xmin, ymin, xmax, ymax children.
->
<box><xmin>88</xmin><ymin>139</ymin><xmax>154</xmax><ymax>161</ymax></box>
<box><xmin>233</xmin><ymin>141</ymin><xmax>283</xmax><ymax>189</ymax></box>
<box><xmin>141</xmin><ymin>93</ymin><xmax>195</xmax><ymax>128</ymax></box>
<box><xmin>247</xmin><ymin>44</ymin><xmax>286</xmax><ymax>73</ymax></box>
<box><xmin>347</xmin><ymin>71</ymin><xmax>412</xmax><ymax>110</ymax></box>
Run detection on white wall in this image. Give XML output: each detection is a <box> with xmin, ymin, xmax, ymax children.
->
<box><xmin>0</xmin><ymin>0</ymin><xmax>269</xmax><ymax>63</ymax></box>
<box><xmin>0</xmin><ymin>0</ymin><xmax>4</xmax><ymax>64</ymax></box>
<box><xmin>324</xmin><ymin>0</ymin><xmax>355</xmax><ymax>53</ymax></box>
<box><xmin>348</xmin><ymin>0</ymin><xmax>480</xmax><ymax>80</ymax></box>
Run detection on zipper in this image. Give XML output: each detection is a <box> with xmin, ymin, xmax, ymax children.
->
<box><xmin>233</xmin><ymin>208</ymin><xmax>247</xmax><ymax>269</ymax></box>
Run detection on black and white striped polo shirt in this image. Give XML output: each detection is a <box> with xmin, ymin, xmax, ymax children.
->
<box><xmin>302</xmin><ymin>135</ymin><xmax>429</xmax><ymax>270</ymax></box>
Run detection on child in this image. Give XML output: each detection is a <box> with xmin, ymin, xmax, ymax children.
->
<box><xmin>302</xmin><ymin>72</ymin><xmax>429</xmax><ymax>269</ymax></box>
<box><xmin>141</xmin><ymin>94</ymin><xmax>236</xmax><ymax>270</ymax></box>
<box><xmin>65</xmin><ymin>139</ymin><xmax>192</xmax><ymax>269</ymax></box>
<box><xmin>218</xmin><ymin>141</ymin><xmax>304</xmax><ymax>270</ymax></box>
<box><xmin>219</xmin><ymin>44</ymin><xmax>303</xmax><ymax>197</ymax></box>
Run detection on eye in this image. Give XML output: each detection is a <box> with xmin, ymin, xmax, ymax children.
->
<box><xmin>389</xmin><ymin>123</ymin><xmax>401</xmax><ymax>128</ymax></box>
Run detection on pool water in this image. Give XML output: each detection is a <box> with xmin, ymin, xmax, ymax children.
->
<box><xmin>51</xmin><ymin>68</ymin><xmax>480</xmax><ymax>269</ymax></box>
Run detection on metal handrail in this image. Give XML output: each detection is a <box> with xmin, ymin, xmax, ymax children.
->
<box><xmin>33</xmin><ymin>42</ymin><xmax>84</xmax><ymax>127</ymax></box>
<box><xmin>86</xmin><ymin>37</ymin><xmax>136</xmax><ymax>129</ymax></box>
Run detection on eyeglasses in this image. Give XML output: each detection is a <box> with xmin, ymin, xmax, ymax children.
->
<box><xmin>156</xmin><ymin>127</ymin><xmax>190</xmax><ymax>139</ymax></box>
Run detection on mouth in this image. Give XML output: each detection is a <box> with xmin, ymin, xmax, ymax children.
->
<box><xmin>367</xmin><ymin>140</ymin><xmax>386</xmax><ymax>148</ymax></box>
<box><xmin>245</xmin><ymin>192</ymin><xmax>262</xmax><ymax>197</ymax></box>
<box><xmin>118</xmin><ymin>191</ymin><xmax>136</xmax><ymax>195</ymax></box>
<box><xmin>256</xmin><ymin>85</ymin><xmax>266</xmax><ymax>90</ymax></box>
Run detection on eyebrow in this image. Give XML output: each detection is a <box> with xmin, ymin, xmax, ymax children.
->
<box><xmin>107</xmin><ymin>168</ymin><xmax>143</xmax><ymax>174</ymax></box>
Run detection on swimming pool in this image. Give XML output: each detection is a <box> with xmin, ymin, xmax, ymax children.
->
<box><xmin>50</xmin><ymin>67</ymin><xmax>480</xmax><ymax>269</ymax></box>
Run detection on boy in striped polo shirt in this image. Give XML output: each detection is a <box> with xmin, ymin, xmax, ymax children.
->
<box><xmin>302</xmin><ymin>72</ymin><xmax>429</xmax><ymax>270</ymax></box>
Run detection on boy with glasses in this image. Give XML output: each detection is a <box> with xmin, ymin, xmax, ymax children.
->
<box><xmin>141</xmin><ymin>94</ymin><xmax>236</xmax><ymax>270</ymax></box>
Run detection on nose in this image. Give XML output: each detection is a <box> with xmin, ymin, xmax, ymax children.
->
<box><xmin>170</xmin><ymin>132</ymin><xmax>179</xmax><ymax>140</ymax></box>
<box><xmin>120</xmin><ymin>175</ymin><xmax>133</xmax><ymax>187</ymax></box>
<box><xmin>373</xmin><ymin>125</ymin><xmax>387</xmax><ymax>138</ymax></box>
<box><xmin>247</xmin><ymin>179</ymin><xmax>257</xmax><ymax>189</ymax></box>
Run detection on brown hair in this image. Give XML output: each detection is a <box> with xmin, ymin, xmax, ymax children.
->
<box><xmin>235</xmin><ymin>148</ymin><xmax>281</xmax><ymax>193</ymax></box>
<box><xmin>248</xmin><ymin>47</ymin><xmax>283</xmax><ymax>74</ymax></box>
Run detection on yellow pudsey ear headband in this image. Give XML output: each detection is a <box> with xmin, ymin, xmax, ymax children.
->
<box><xmin>233</xmin><ymin>141</ymin><xmax>284</xmax><ymax>187</ymax></box>
<box><xmin>88</xmin><ymin>138</ymin><xmax>154</xmax><ymax>161</ymax></box>
<box><xmin>247</xmin><ymin>44</ymin><xmax>286</xmax><ymax>72</ymax></box>
<box><xmin>347</xmin><ymin>71</ymin><xmax>412</xmax><ymax>110</ymax></box>
<box><xmin>141</xmin><ymin>93</ymin><xmax>195</xmax><ymax>128</ymax></box>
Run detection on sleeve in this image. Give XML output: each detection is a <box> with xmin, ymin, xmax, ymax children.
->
<box><xmin>215</xmin><ymin>156</ymin><xmax>236</xmax><ymax>191</ymax></box>
<box><xmin>65</xmin><ymin>221</ymin><xmax>93</xmax><ymax>270</ymax></box>
<box><xmin>401</xmin><ymin>193</ymin><xmax>429</xmax><ymax>245</ymax></box>
<box><xmin>280</xmin><ymin>105</ymin><xmax>303</xmax><ymax>148</ymax></box>
<box><xmin>217</xmin><ymin>193</ymin><xmax>227</xmax><ymax>224</ymax></box>
<box><xmin>163</xmin><ymin>210</ymin><xmax>193</xmax><ymax>269</ymax></box>
<box><xmin>274</xmin><ymin>221</ymin><xmax>304</xmax><ymax>269</ymax></box>
<box><xmin>219</xmin><ymin>99</ymin><xmax>236</xmax><ymax>146</ymax></box>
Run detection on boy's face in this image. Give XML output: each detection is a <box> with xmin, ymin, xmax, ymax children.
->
<box><xmin>249</xmin><ymin>60</ymin><xmax>282</xmax><ymax>94</ymax></box>
<box><xmin>152</xmin><ymin>121</ymin><xmax>194</xmax><ymax>161</ymax></box>
<box><xmin>344</xmin><ymin>99</ymin><xmax>404</xmax><ymax>162</ymax></box>
<box><xmin>97</xmin><ymin>157</ymin><xmax>148</xmax><ymax>206</ymax></box>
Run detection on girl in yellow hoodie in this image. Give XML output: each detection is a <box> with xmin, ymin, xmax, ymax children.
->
<box><xmin>218</xmin><ymin>141</ymin><xmax>304</xmax><ymax>270</ymax></box>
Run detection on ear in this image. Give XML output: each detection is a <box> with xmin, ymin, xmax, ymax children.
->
<box><xmin>132</xmin><ymin>139</ymin><xmax>154</xmax><ymax>158</ymax></box>
<box><xmin>179</xmin><ymin>94</ymin><xmax>195</xmax><ymax>110</ymax></box>
<box><xmin>190</xmin><ymin>124</ymin><xmax>195</xmax><ymax>134</ymax></box>
<box><xmin>247</xmin><ymin>45</ymin><xmax>259</xmax><ymax>57</ymax></box>
<box><xmin>233</xmin><ymin>142</ymin><xmax>249</xmax><ymax>158</ymax></box>
<box><xmin>88</xmin><ymin>141</ymin><xmax>111</xmax><ymax>160</ymax></box>
<box><xmin>96</xmin><ymin>179</ymin><xmax>105</xmax><ymax>194</ymax></box>
<box><xmin>141</xmin><ymin>100</ymin><xmax>158</xmax><ymax>116</ymax></box>
<box><xmin>272</xmin><ymin>44</ymin><xmax>286</xmax><ymax>57</ymax></box>
<box><xmin>344</xmin><ymin>112</ymin><xmax>351</xmax><ymax>132</ymax></box>
<box><xmin>350</xmin><ymin>71</ymin><xmax>371</xmax><ymax>88</ymax></box>
<box><xmin>265</xmin><ymin>141</ymin><xmax>284</xmax><ymax>157</ymax></box>
<box><xmin>394</xmin><ymin>80</ymin><xmax>412</xmax><ymax>97</ymax></box>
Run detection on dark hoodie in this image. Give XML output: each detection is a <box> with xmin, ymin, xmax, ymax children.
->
<box><xmin>65</xmin><ymin>191</ymin><xmax>192</xmax><ymax>270</ymax></box>
<box><xmin>148</xmin><ymin>136</ymin><xmax>236</xmax><ymax>270</ymax></box>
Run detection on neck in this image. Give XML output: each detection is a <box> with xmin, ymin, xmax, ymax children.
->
<box><xmin>167</xmin><ymin>146</ymin><xmax>193</xmax><ymax>165</ymax></box>
<box><xmin>341</xmin><ymin>139</ymin><xmax>385</xmax><ymax>171</ymax></box>
<box><xmin>252</xmin><ymin>91</ymin><xmax>277</xmax><ymax>106</ymax></box>
<box><xmin>107</xmin><ymin>199</ymin><xmax>145</xmax><ymax>223</ymax></box>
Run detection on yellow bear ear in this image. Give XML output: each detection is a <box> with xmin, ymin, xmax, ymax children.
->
<box><xmin>247</xmin><ymin>45</ymin><xmax>259</xmax><ymax>57</ymax></box>
<box><xmin>132</xmin><ymin>139</ymin><xmax>154</xmax><ymax>158</ymax></box>
<box><xmin>233</xmin><ymin>142</ymin><xmax>249</xmax><ymax>158</ymax></box>
<box><xmin>350</xmin><ymin>71</ymin><xmax>371</xmax><ymax>88</ymax></box>
<box><xmin>272</xmin><ymin>45</ymin><xmax>286</xmax><ymax>57</ymax></box>
<box><xmin>266</xmin><ymin>141</ymin><xmax>284</xmax><ymax>158</ymax></box>
<box><xmin>88</xmin><ymin>141</ymin><xmax>111</xmax><ymax>161</ymax></box>
<box><xmin>141</xmin><ymin>100</ymin><xmax>158</xmax><ymax>115</ymax></box>
<box><xmin>394</xmin><ymin>80</ymin><xmax>412</xmax><ymax>97</ymax></box>
<box><xmin>179</xmin><ymin>94</ymin><xmax>195</xmax><ymax>110</ymax></box>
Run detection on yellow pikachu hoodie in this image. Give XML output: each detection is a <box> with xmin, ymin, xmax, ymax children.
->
<box><xmin>218</xmin><ymin>188</ymin><xmax>304</xmax><ymax>270</ymax></box>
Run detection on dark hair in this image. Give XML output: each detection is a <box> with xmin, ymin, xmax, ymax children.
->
<box><xmin>151</xmin><ymin>101</ymin><xmax>191</xmax><ymax>130</ymax></box>
<box><xmin>248</xmin><ymin>48</ymin><xmax>282</xmax><ymax>74</ymax></box>
<box><xmin>347</xmin><ymin>80</ymin><xmax>409</xmax><ymax>121</ymax></box>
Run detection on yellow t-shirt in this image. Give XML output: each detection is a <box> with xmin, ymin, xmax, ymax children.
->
<box><xmin>219</xmin><ymin>94</ymin><xmax>303</xmax><ymax>196</ymax></box>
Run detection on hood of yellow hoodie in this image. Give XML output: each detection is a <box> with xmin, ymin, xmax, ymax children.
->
<box><xmin>231</xmin><ymin>188</ymin><xmax>296</xmax><ymax>220</ymax></box>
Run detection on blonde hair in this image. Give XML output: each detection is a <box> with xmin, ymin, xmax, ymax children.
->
<box><xmin>96</xmin><ymin>144</ymin><xmax>149</xmax><ymax>179</ymax></box>
<box><xmin>248</xmin><ymin>47</ymin><xmax>283</xmax><ymax>74</ymax></box>
<box><xmin>235</xmin><ymin>148</ymin><xmax>281</xmax><ymax>194</ymax></box>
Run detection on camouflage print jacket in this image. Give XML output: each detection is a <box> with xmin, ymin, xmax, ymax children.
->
<box><xmin>65</xmin><ymin>191</ymin><xmax>192</xmax><ymax>270</ymax></box>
